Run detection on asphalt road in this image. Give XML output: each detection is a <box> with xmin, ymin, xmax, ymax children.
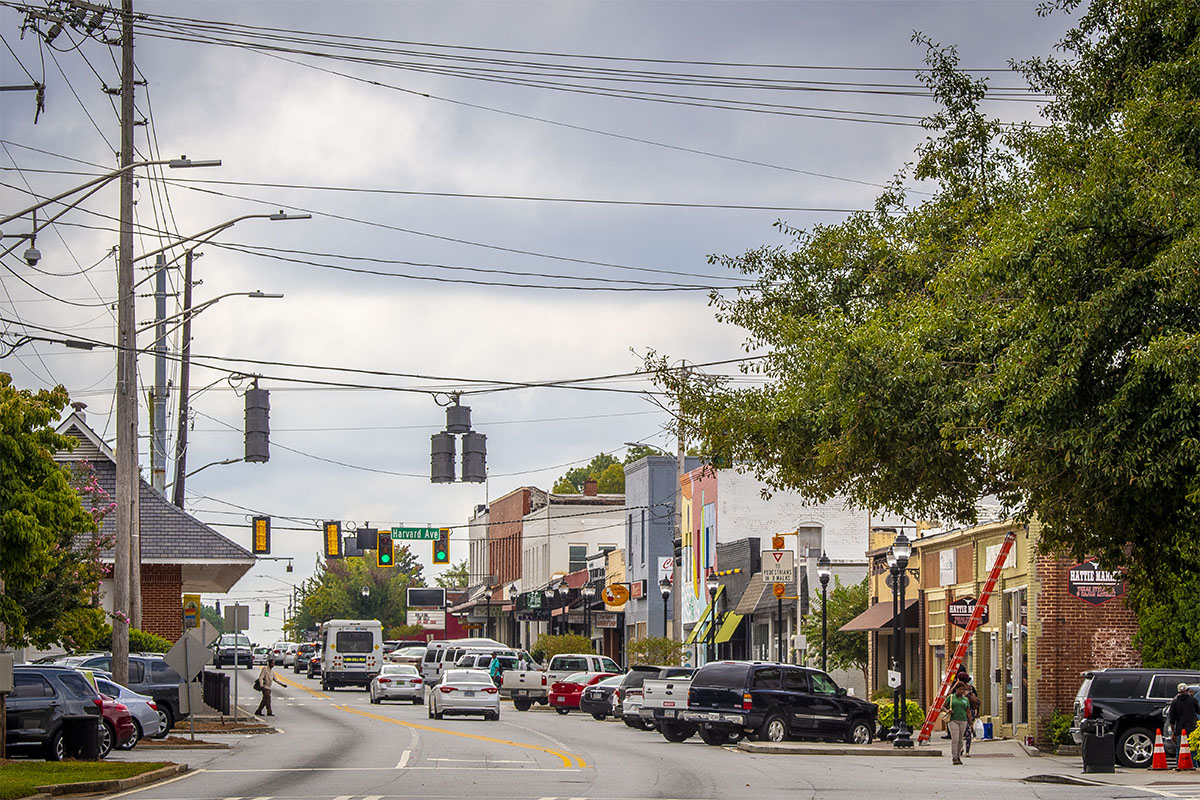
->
<box><xmin>101</xmin><ymin>666</ymin><xmax>1200</xmax><ymax>800</ymax></box>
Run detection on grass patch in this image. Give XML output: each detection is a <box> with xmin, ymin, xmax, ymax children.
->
<box><xmin>0</xmin><ymin>760</ymin><xmax>168</xmax><ymax>800</ymax></box>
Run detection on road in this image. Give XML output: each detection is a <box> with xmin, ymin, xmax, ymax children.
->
<box><xmin>104</xmin><ymin>666</ymin><xmax>1200</xmax><ymax>800</ymax></box>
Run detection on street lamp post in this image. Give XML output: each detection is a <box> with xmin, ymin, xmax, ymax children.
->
<box><xmin>817</xmin><ymin>552</ymin><xmax>831</xmax><ymax>673</ymax></box>
<box><xmin>581</xmin><ymin>584</ymin><xmax>596</xmax><ymax>643</ymax></box>
<box><xmin>892</xmin><ymin>532</ymin><xmax>914</xmax><ymax>748</ymax></box>
<box><xmin>559</xmin><ymin>583</ymin><xmax>571</xmax><ymax>635</ymax></box>
<box><xmin>658</xmin><ymin>575</ymin><xmax>672</xmax><ymax>638</ymax></box>
<box><xmin>706</xmin><ymin>571</ymin><xmax>720</xmax><ymax>663</ymax></box>
<box><xmin>886</xmin><ymin>547</ymin><xmax>899</xmax><ymax>741</ymax></box>
<box><xmin>483</xmin><ymin>575</ymin><xmax>494</xmax><ymax>640</ymax></box>
<box><xmin>508</xmin><ymin>585</ymin><xmax>519</xmax><ymax>647</ymax></box>
<box><xmin>544</xmin><ymin>587</ymin><xmax>556</xmax><ymax>636</ymax></box>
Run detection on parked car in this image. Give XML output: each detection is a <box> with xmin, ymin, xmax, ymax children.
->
<box><xmin>96</xmin><ymin>694</ymin><xmax>136</xmax><ymax>757</ymax></box>
<box><xmin>214</xmin><ymin>633</ymin><xmax>255</xmax><ymax>669</ymax></box>
<box><xmin>549</xmin><ymin>672</ymin><xmax>616</xmax><ymax>714</ymax></box>
<box><xmin>640</xmin><ymin>668</ymin><xmax>696</xmax><ymax>736</ymax></box>
<box><xmin>370</xmin><ymin>664</ymin><xmax>425</xmax><ymax>705</ymax></box>
<box><xmin>428</xmin><ymin>669</ymin><xmax>500</xmax><ymax>720</ymax></box>
<box><xmin>65</xmin><ymin>653</ymin><xmax>186</xmax><ymax>737</ymax></box>
<box><xmin>294</xmin><ymin>643</ymin><xmax>317</xmax><ymax>673</ymax></box>
<box><xmin>1070</xmin><ymin>667</ymin><xmax>1200</xmax><ymax>767</ymax></box>
<box><xmin>503</xmin><ymin>652</ymin><xmax>619</xmax><ymax>710</ymax></box>
<box><xmin>95</xmin><ymin>675</ymin><xmax>161</xmax><ymax>749</ymax></box>
<box><xmin>579</xmin><ymin>675</ymin><xmax>623</xmax><ymax>720</ymax></box>
<box><xmin>611</xmin><ymin>664</ymin><xmax>669</xmax><ymax>730</ymax></box>
<box><xmin>253</xmin><ymin>647</ymin><xmax>270</xmax><ymax>666</ymax></box>
<box><xmin>5</xmin><ymin>665</ymin><xmax>104</xmax><ymax>760</ymax></box>
<box><xmin>384</xmin><ymin>639</ymin><xmax>426</xmax><ymax>655</ymax></box>
<box><xmin>1162</xmin><ymin>682</ymin><xmax>1200</xmax><ymax>752</ymax></box>
<box><xmin>683</xmin><ymin>661</ymin><xmax>877</xmax><ymax>746</ymax></box>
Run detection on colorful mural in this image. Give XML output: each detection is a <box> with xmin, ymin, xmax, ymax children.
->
<box><xmin>680</xmin><ymin>468</ymin><xmax>718</xmax><ymax>630</ymax></box>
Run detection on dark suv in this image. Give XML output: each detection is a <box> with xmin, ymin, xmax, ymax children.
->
<box><xmin>684</xmin><ymin>661</ymin><xmax>877</xmax><ymax>746</ymax></box>
<box><xmin>6</xmin><ymin>665</ymin><xmax>104</xmax><ymax>760</ymax></box>
<box><xmin>294</xmin><ymin>643</ymin><xmax>317</xmax><ymax>673</ymax></box>
<box><xmin>66</xmin><ymin>653</ymin><xmax>185</xmax><ymax>736</ymax></box>
<box><xmin>1070</xmin><ymin>667</ymin><xmax>1200</xmax><ymax>767</ymax></box>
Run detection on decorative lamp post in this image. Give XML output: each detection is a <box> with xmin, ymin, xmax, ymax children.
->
<box><xmin>559</xmin><ymin>583</ymin><xmax>571</xmax><ymax>634</ymax></box>
<box><xmin>885</xmin><ymin>546</ymin><xmax>899</xmax><ymax>741</ymax></box>
<box><xmin>658</xmin><ymin>575</ymin><xmax>672</xmax><ymax>638</ymax></box>
<box><xmin>581</xmin><ymin>584</ymin><xmax>596</xmax><ymax>641</ymax></box>
<box><xmin>892</xmin><ymin>532</ymin><xmax>914</xmax><ymax>748</ymax></box>
<box><xmin>361</xmin><ymin>585</ymin><xmax>370</xmax><ymax>598</ymax></box>
<box><xmin>544</xmin><ymin>587</ymin><xmax>556</xmax><ymax>636</ymax></box>
<box><xmin>508</xmin><ymin>584</ymin><xmax>519</xmax><ymax>647</ymax></box>
<box><xmin>817</xmin><ymin>552</ymin><xmax>831</xmax><ymax>673</ymax></box>
<box><xmin>706</xmin><ymin>571</ymin><xmax>720</xmax><ymax>663</ymax></box>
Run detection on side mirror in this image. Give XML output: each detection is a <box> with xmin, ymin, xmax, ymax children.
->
<box><xmin>836</xmin><ymin>687</ymin><xmax>847</xmax><ymax>697</ymax></box>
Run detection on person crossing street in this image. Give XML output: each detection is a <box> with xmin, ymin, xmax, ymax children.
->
<box><xmin>255</xmin><ymin>657</ymin><xmax>285</xmax><ymax>717</ymax></box>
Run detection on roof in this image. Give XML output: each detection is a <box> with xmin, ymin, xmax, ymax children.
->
<box><xmin>733</xmin><ymin>572</ymin><xmax>798</xmax><ymax>617</ymax></box>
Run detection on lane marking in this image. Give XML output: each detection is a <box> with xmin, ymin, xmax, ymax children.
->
<box><xmin>336</xmin><ymin>704</ymin><xmax>588</xmax><ymax>769</ymax></box>
<box><xmin>100</xmin><ymin>769</ymin><xmax>205</xmax><ymax>798</ymax></box>
<box><xmin>395</xmin><ymin>749</ymin><xmax>411</xmax><ymax>769</ymax></box>
<box><xmin>428</xmin><ymin>758</ymin><xmax>526</xmax><ymax>763</ymax></box>
<box><xmin>276</xmin><ymin>672</ymin><xmax>330</xmax><ymax>700</ymax></box>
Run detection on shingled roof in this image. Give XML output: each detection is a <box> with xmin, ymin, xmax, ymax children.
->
<box><xmin>55</xmin><ymin>410</ymin><xmax>255</xmax><ymax>592</ymax></box>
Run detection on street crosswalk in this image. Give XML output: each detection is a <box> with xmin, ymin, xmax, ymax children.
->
<box><xmin>1130</xmin><ymin>785</ymin><xmax>1200</xmax><ymax>799</ymax></box>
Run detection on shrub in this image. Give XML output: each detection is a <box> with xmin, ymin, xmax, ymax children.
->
<box><xmin>878</xmin><ymin>698</ymin><xmax>925</xmax><ymax>730</ymax></box>
<box><xmin>625</xmin><ymin>636</ymin><xmax>684</xmax><ymax>667</ymax></box>
<box><xmin>1044</xmin><ymin>709</ymin><xmax>1075</xmax><ymax>746</ymax></box>
<box><xmin>531</xmin><ymin>633</ymin><xmax>593</xmax><ymax>660</ymax></box>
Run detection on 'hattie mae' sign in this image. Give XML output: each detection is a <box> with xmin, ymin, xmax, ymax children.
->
<box><xmin>1068</xmin><ymin>560</ymin><xmax>1126</xmax><ymax>606</ymax></box>
<box><xmin>948</xmin><ymin>596</ymin><xmax>988</xmax><ymax>628</ymax></box>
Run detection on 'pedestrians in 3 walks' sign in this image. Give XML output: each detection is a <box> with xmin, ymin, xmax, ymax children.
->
<box><xmin>762</xmin><ymin>550</ymin><xmax>794</xmax><ymax>583</ymax></box>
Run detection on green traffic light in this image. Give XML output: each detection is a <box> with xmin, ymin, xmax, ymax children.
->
<box><xmin>436</xmin><ymin>550</ymin><xmax>446</xmax><ymax>560</ymax></box>
<box><xmin>382</xmin><ymin>554</ymin><xmax>391</xmax><ymax>563</ymax></box>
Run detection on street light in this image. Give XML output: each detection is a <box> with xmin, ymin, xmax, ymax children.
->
<box><xmin>658</xmin><ymin>575</ymin><xmax>672</xmax><ymax>637</ymax></box>
<box><xmin>817</xmin><ymin>552</ymin><xmax>831</xmax><ymax>673</ymax></box>
<box><xmin>544</xmin><ymin>586</ymin><xmax>557</xmax><ymax>636</ymax></box>
<box><xmin>886</xmin><ymin>546</ymin><xmax>899</xmax><ymax>741</ymax></box>
<box><xmin>559</xmin><ymin>583</ymin><xmax>571</xmax><ymax>634</ymax></box>
<box><xmin>483</xmin><ymin>575</ymin><xmax>495</xmax><ymax>640</ymax></box>
<box><xmin>581</xmin><ymin>584</ymin><xmax>596</xmax><ymax>642</ymax></box>
<box><xmin>891</xmin><ymin>532</ymin><xmax>914</xmax><ymax>749</ymax></box>
<box><xmin>706</xmin><ymin>571</ymin><xmax>720</xmax><ymax>663</ymax></box>
<box><xmin>508</xmin><ymin>584</ymin><xmax>519</xmax><ymax>647</ymax></box>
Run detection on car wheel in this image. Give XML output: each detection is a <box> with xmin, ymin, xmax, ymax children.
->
<box><xmin>758</xmin><ymin>713</ymin><xmax>789</xmax><ymax>743</ymax></box>
<box><xmin>117</xmin><ymin>720</ymin><xmax>142</xmax><ymax>750</ymax></box>
<box><xmin>846</xmin><ymin>719</ymin><xmax>874</xmax><ymax>745</ymax></box>
<box><xmin>638</xmin><ymin>718</ymin><xmax>656</xmax><ymax>731</ymax></box>
<box><xmin>1117</xmin><ymin>726</ymin><xmax>1155</xmax><ymax>768</ymax></box>
<box><xmin>699</xmin><ymin>727</ymin><xmax>743</xmax><ymax>746</ymax></box>
<box><xmin>555</xmin><ymin>707</ymin><xmax>570</xmax><ymax>715</ymax></box>
<box><xmin>98</xmin><ymin>720</ymin><xmax>115</xmax><ymax>758</ymax></box>
<box><xmin>661</xmin><ymin>721</ymin><xmax>696</xmax><ymax>743</ymax></box>
<box><xmin>592</xmin><ymin>712</ymin><xmax>607</xmax><ymax>721</ymax></box>
<box><xmin>45</xmin><ymin>729</ymin><xmax>65</xmax><ymax>761</ymax></box>
<box><xmin>513</xmin><ymin>697</ymin><xmax>532</xmax><ymax>712</ymax></box>
<box><xmin>412</xmin><ymin>697</ymin><xmax>422</xmax><ymax>706</ymax></box>
<box><xmin>623</xmin><ymin>717</ymin><xmax>639</xmax><ymax>728</ymax></box>
<box><xmin>427</xmin><ymin>703</ymin><xmax>434</xmax><ymax>719</ymax></box>
<box><xmin>151</xmin><ymin>705</ymin><xmax>173</xmax><ymax>738</ymax></box>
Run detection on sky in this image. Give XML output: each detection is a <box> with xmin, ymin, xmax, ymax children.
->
<box><xmin>0</xmin><ymin>0</ymin><xmax>1081</xmax><ymax>644</ymax></box>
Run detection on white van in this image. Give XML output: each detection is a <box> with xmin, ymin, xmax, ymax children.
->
<box><xmin>421</xmin><ymin>637</ymin><xmax>507</xmax><ymax>682</ymax></box>
<box><xmin>318</xmin><ymin>619</ymin><xmax>383</xmax><ymax>691</ymax></box>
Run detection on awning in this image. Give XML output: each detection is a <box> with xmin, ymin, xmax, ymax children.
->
<box><xmin>714</xmin><ymin>612</ymin><xmax>744</xmax><ymax>644</ymax></box>
<box><xmin>733</xmin><ymin>573</ymin><xmax>797</xmax><ymax>616</ymax></box>
<box><xmin>683</xmin><ymin>585</ymin><xmax>726</xmax><ymax>645</ymax></box>
<box><xmin>840</xmin><ymin>598</ymin><xmax>919</xmax><ymax>632</ymax></box>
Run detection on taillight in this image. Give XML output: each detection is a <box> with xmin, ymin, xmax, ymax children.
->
<box><xmin>93</xmin><ymin>699</ymin><xmax>103</xmax><ymax>707</ymax></box>
<box><xmin>742</xmin><ymin>693</ymin><xmax>753</xmax><ymax>712</ymax></box>
<box><xmin>148</xmin><ymin>702</ymin><xmax>157</xmax><ymax>710</ymax></box>
<box><xmin>414</xmin><ymin>678</ymin><xmax>423</xmax><ymax>684</ymax></box>
<box><xmin>484</xmin><ymin>687</ymin><xmax>498</xmax><ymax>694</ymax></box>
<box><xmin>378</xmin><ymin>678</ymin><xmax>391</xmax><ymax>684</ymax></box>
<box><xmin>541</xmin><ymin>675</ymin><xmax>547</xmax><ymax>686</ymax></box>
<box><xmin>1083</xmin><ymin>698</ymin><xmax>1093</xmax><ymax>718</ymax></box>
<box><xmin>116</xmin><ymin>703</ymin><xmax>128</xmax><ymax>711</ymax></box>
<box><xmin>440</xmin><ymin>686</ymin><xmax>456</xmax><ymax>693</ymax></box>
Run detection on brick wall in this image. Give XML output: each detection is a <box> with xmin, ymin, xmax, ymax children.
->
<box><xmin>140</xmin><ymin>563</ymin><xmax>183</xmax><ymax>642</ymax></box>
<box><xmin>1032</xmin><ymin>552</ymin><xmax>1140</xmax><ymax>743</ymax></box>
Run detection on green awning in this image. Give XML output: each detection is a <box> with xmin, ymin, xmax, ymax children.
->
<box><xmin>714</xmin><ymin>611</ymin><xmax>744</xmax><ymax>644</ymax></box>
<box><xmin>683</xmin><ymin>585</ymin><xmax>725</xmax><ymax>645</ymax></box>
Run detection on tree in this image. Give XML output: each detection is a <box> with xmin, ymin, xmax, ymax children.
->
<box><xmin>199</xmin><ymin>603</ymin><xmax>226</xmax><ymax>634</ymax></box>
<box><xmin>0</xmin><ymin>375</ymin><xmax>102</xmax><ymax>648</ymax></box>
<box><xmin>626</xmin><ymin>636</ymin><xmax>684</xmax><ymax>667</ymax></box>
<box><xmin>552</xmin><ymin>449</ymin><xmax>664</xmax><ymax>494</ymax></box>
<box><xmin>435</xmin><ymin>560</ymin><xmax>469</xmax><ymax>588</ymax></box>
<box><xmin>650</xmin><ymin>0</ymin><xmax>1200</xmax><ymax>607</ymax></box>
<box><xmin>800</xmin><ymin>577</ymin><xmax>869</xmax><ymax>685</ymax></box>
<box><xmin>285</xmin><ymin>546</ymin><xmax>426</xmax><ymax>637</ymax></box>
<box><xmin>531</xmin><ymin>633</ymin><xmax>592</xmax><ymax>662</ymax></box>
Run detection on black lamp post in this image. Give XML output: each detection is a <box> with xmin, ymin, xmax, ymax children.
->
<box><xmin>581</xmin><ymin>584</ymin><xmax>596</xmax><ymax>642</ymax></box>
<box><xmin>817</xmin><ymin>552</ymin><xmax>831</xmax><ymax>673</ymax></box>
<box><xmin>658</xmin><ymin>575</ymin><xmax>672</xmax><ymax>638</ymax></box>
<box><xmin>508</xmin><ymin>584</ymin><xmax>519</xmax><ymax>647</ymax></box>
<box><xmin>892</xmin><ymin>532</ymin><xmax>914</xmax><ymax>749</ymax></box>
<box><xmin>559</xmin><ymin>583</ymin><xmax>571</xmax><ymax>634</ymax></box>
<box><xmin>484</xmin><ymin>575</ymin><xmax>494</xmax><ymax>640</ymax></box>
<box><xmin>886</xmin><ymin>546</ymin><xmax>900</xmax><ymax>741</ymax></box>
<box><xmin>706</xmin><ymin>571</ymin><xmax>720</xmax><ymax>663</ymax></box>
<box><xmin>544</xmin><ymin>586</ymin><xmax>556</xmax><ymax>636</ymax></box>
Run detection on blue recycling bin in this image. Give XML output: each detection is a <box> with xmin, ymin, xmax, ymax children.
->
<box><xmin>982</xmin><ymin>721</ymin><xmax>993</xmax><ymax>739</ymax></box>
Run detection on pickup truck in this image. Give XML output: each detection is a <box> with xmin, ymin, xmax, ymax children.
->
<box><xmin>637</xmin><ymin>668</ymin><xmax>696</xmax><ymax>739</ymax></box>
<box><xmin>503</xmin><ymin>652</ymin><xmax>623</xmax><ymax>711</ymax></box>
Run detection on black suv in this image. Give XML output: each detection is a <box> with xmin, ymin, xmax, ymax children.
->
<box><xmin>1070</xmin><ymin>667</ymin><xmax>1200</xmax><ymax>767</ymax></box>
<box><xmin>294</xmin><ymin>643</ymin><xmax>317</xmax><ymax>673</ymax></box>
<box><xmin>66</xmin><ymin>653</ymin><xmax>186</xmax><ymax>736</ymax></box>
<box><xmin>6</xmin><ymin>665</ymin><xmax>104</xmax><ymax>760</ymax></box>
<box><xmin>684</xmin><ymin>661</ymin><xmax>877</xmax><ymax>746</ymax></box>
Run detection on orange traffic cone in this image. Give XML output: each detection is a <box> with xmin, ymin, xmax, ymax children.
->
<box><xmin>1178</xmin><ymin>730</ymin><xmax>1195</xmax><ymax>771</ymax></box>
<box><xmin>1151</xmin><ymin>729</ymin><xmax>1169</xmax><ymax>770</ymax></box>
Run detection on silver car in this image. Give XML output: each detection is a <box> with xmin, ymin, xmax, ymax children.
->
<box><xmin>95</xmin><ymin>676</ymin><xmax>161</xmax><ymax>749</ymax></box>
<box><xmin>428</xmin><ymin>669</ymin><xmax>500</xmax><ymax>720</ymax></box>
<box><xmin>370</xmin><ymin>664</ymin><xmax>425</xmax><ymax>705</ymax></box>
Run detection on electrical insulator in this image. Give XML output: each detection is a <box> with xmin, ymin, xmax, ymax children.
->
<box><xmin>431</xmin><ymin>432</ymin><xmax>456</xmax><ymax>483</ymax></box>
<box><xmin>244</xmin><ymin>383</ymin><xmax>270</xmax><ymax>463</ymax></box>
<box><xmin>462</xmin><ymin>431</ymin><xmax>486</xmax><ymax>483</ymax></box>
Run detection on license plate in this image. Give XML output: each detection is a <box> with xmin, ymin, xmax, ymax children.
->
<box><xmin>463</xmin><ymin>690</ymin><xmax>475</xmax><ymax>697</ymax></box>
<box><xmin>554</xmin><ymin>696</ymin><xmax>564</xmax><ymax>702</ymax></box>
<box><xmin>514</xmin><ymin>690</ymin><xmax>528</xmax><ymax>696</ymax></box>
<box><xmin>663</xmin><ymin>709</ymin><xmax>677</xmax><ymax>719</ymax></box>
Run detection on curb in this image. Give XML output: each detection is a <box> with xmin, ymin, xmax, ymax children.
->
<box><xmin>136</xmin><ymin>740</ymin><xmax>230</xmax><ymax>749</ymax></box>
<box><xmin>1022</xmin><ymin>773</ymin><xmax>1108</xmax><ymax>786</ymax></box>
<box><xmin>34</xmin><ymin>763</ymin><xmax>188</xmax><ymax>796</ymax></box>
<box><xmin>739</xmin><ymin>742</ymin><xmax>943</xmax><ymax>757</ymax></box>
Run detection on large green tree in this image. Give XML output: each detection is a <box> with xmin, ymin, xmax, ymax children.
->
<box><xmin>552</xmin><ymin>447</ymin><xmax>666</xmax><ymax>494</ymax></box>
<box><xmin>285</xmin><ymin>547</ymin><xmax>426</xmax><ymax>637</ymax></box>
<box><xmin>800</xmin><ymin>577</ymin><xmax>869</xmax><ymax>685</ymax></box>
<box><xmin>650</xmin><ymin>0</ymin><xmax>1199</xmax><ymax>631</ymax></box>
<box><xmin>0</xmin><ymin>374</ymin><xmax>101</xmax><ymax>648</ymax></box>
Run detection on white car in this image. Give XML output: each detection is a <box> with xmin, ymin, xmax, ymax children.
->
<box><xmin>283</xmin><ymin>643</ymin><xmax>299</xmax><ymax>667</ymax></box>
<box><xmin>428</xmin><ymin>669</ymin><xmax>500</xmax><ymax>720</ymax></box>
<box><xmin>95</xmin><ymin>676</ymin><xmax>161</xmax><ymax>749</ymax></box>
<box><xmin>370</xmin><ymin>664</ymin><xmax>425</xmax><ymax>704</ymax></box>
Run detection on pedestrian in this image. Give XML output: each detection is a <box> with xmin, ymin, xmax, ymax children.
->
<box><xmin>489</xmin><ymin>652</ymin><xmax>504</xmax><ymax>687</ymax></box>
<box><xmin>255</xmin><ymin>657</ymin><xmax>285</xmax><ymax>717</ymax></box>
<box><xmin>1168</xmin><ymin>683</ymin><xmax>1199</xmax><ymax>761</ymax></box>
<box><xmin>954</xmin><ymin>671</ymin><xmax>981</xmax><ymax>756</ymax></box>
<box><xmin>944</xmin><ymin>682</ymin><xmax>972</xmax><ymax>765</ymax></box>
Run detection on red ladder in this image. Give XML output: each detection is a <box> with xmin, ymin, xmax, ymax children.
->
<box><xmin>915</xmin><ymin>529</ymin><xmax>1017</xmax><ymax>744</ymax></box>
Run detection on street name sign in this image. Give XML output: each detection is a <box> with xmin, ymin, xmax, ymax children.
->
<box><xmin>391</xmin><ymin>527</ymin><xmax>443</xmax><ymax>540</ymax></box>
<box><xmin>762</xmin><ymin>550</ymin><xmax>795</xmax><ymax>583</ymax></box>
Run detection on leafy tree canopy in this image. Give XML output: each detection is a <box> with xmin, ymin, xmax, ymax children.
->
<box><xmin>626</xmin><ymin>635</ymin><xmax>685</xmax><ymax>667</ymax></box>
<box><xmin>435</xmin><ymin>560</ymin><xmax>469</xmax><ymax>588</ymax></box>
<box><xmin>800</xmin><ymin>577</ymin><xmax>869</xmax><ymax>684</ymax></box>
<box><xmin>285</xmin><ymin>548</ymin><xmax>426</xmax><ymax>638</ymax></box>
<box><xmin>552</xmin><ymin>448</ymin><xmax>667</xmax><ymax>494</ymax></box>
<box><xmin>649</xmin><ymin>0</ymin><xmax>1200</xmax><ymax>589</ymax></box>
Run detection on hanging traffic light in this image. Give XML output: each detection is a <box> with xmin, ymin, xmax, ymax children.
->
<box><xmin>433</xmin><ymin>528</ymin><xmax>450</xmax><ymax>564</ymax></box>
<box><xmin>264</xmin><ymin>602</ymin><xmax>270</xmax><ymax>617</ymax></box>
<box><xmin>324</xmin><ymin>521</ymin><xmax>343</xmax><ymax>559</ymax></box>
<box><xmin>377</xmin><ymin>530</ymin><xmax>395</xmax><ymax>568</ymax></box>
<box><xmin>252</xmin><ymin>516</ymin><xmax>271</xmax><ymax>554</ymax></box>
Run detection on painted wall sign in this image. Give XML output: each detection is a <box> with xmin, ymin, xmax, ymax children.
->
<box><xmin>1068</xmin><ymin>559</ymin><xmax>1126</xmax><ymax>606</ymax></box>
<box><xmin>948</xmin><ymin>596</ymin><xmax>988</xmax><ymax>628</ymax></box>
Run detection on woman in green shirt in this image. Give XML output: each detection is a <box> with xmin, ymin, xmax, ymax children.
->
<box><xmin>944</xmin><ymin>683</ymin><xmax>971</xmax><ymax>764</ymax></box>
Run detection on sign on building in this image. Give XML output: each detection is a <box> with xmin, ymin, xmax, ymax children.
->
<box><xmin>1068</xmin><ymin>559</ymin><xmax>1126</xmax><ymax>606</ymax></box>
<box><xmin>182</xmin><ymin>594</ymin><xmax>201</xmax><ymax>629</ymax></box>
<box><xmin>762</xmin><ymin>550</ymin><xmax>794</xmax><ymax>583</ymax></box>
<box><xmin>948</xmin><ymin>596</ymin><xmax>989</xmax><ymax>628</ymax></box>
<box><xmin>407</xmin><ymin>609</ymin><xmax>446</xmax><ymax>629</ymax></box>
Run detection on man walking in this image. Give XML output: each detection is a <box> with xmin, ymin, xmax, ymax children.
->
<box><xmin>255</xmin><ymin>657</ymin><xmax>285</xmax><ymax>717</ymax></box>
<box><xmin>1168</xmin><ymin>683</ymin><xmax>1199</xmax><ymax>764</ymax></box>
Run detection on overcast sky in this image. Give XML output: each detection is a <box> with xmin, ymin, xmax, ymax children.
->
<box><xmin>1</xmin><ymin>0</ymin><xmax>1080</xmax><ymax>644</ymax></box>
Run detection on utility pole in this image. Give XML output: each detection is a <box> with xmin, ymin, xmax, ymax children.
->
<box><xmin>112</xmin><ymin>0</ymin><xmax>137</xmax><ymax>682</ymax></box>
<box><xmin>171</xmin><ymin>250</ymin><xmax>194</xmax><ymax>508</ymax></box>
<box><xmin>150</xmin><ymin>253</ymin><xmax>169</xmax><ymax>492</ymax></box>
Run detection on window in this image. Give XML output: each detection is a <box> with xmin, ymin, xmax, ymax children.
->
<box><xmin>151</xmin><ymin>661</ymin><xmax>181</xmax><ymax>682</ymax></box>
<box><xmin>599</xmin><ymin>657</ymin><xmax>621</xmax><ymax>673</ymax></box>
<box><xmin>12</xmin><ymin>673</ymin><xmax>52</xmax><ymax>698</ymax></box>
<box><xmin>783</xmin><ymin>669</ymin><xmax>810</xmax><ymax>692</ymax></box>
<box><xmin>128</xmin><ymin>660</ymin><xmax>145</xmax><ymax>683</ymax></box>
<box><xmin>569</xmin><ymin>545</ymin><xmax>587</xmax><ymax>574</ymax></box>
<box><xmin>56</xmin><ymin>671</ymin><xmax>98</xmax><ymax>699</ymax></box>
<box><xmin>698</xmin><ymin>664</ymin><xmax>751</xmax><ymax>689</ymax></box>
<box><xmin>1149</xmin><ymin>675</ymin><xmax>1194</xmax><ymax>700</ymax></box>
<box><xmin>752</xmin><ymin>667</ymin><xmax>782</xmax><ymax>689</ymax></box>
<box><xmin>553</xmin><ymin>656</ymin><xmax>587</xmax><ymax>672</ymax></box>
<box><xmin>810</xmin><ymin>672</ymin><xmax>838</xmax><ymax>696</ymax></box>
<box><xmin>337</xmin><ymin>631</ymin><xmax>374</xmax><ymax>653</ymax></box>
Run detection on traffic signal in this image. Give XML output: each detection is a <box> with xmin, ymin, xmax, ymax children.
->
<box><xmin>324</xmin><ymin>521</ymin><xmax>343</xmax><ymax>559</ymax></box>
<box><xmin>264</xmin><ymin>602</ymin><xmax>270</xmax><ymax>617</ymax></box>
<box><xmin>252</xmin><ymin>516</ymin><xmax>271</xmax><ymax>554</ymax></box>
<box><xmin>377</xmin><ymin>530</ymin><xmax>395</xmax><ymax>568</ymax></box>
<box><xmin>433</xmin><ymin>528</ymin><xmax>450</xmax><ymax>564</ymax></box>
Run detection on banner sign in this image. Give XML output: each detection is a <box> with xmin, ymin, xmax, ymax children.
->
<box><xmin>517</xmin><ymin>609</ymin><xmax>549</xmax><ymax>621</ymax></box>
<box><xmin>948</xmin><ymin>596</ymin><xmax>988</xmax><ymax>628</ymax></box>
<box><xmin>1068</xmin><ymin>559</ymin><xmax>1126</xmax><ymax>606</ymax></box>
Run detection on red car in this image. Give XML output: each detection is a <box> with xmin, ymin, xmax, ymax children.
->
<box><xmin>97</xmin><ymin>695</ymin><xmax>137</xmax><ymax>757</ymax></box>
<box><xmin>549</xmin><ymin>672</ymin><xmax>617</xmax><ymax>715</ymax></box>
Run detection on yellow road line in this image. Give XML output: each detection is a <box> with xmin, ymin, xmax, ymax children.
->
<box><xmin>337</xmin><ymin>705</ymin><xmax>588</xmax><ymax>769</ymax></box>
<box><xmin>276</xmin><ymin>672</ymin><xmax>330</xmax><ymax>700</ymax></box>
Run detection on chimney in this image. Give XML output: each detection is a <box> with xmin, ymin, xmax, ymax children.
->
<box><xmin>583</xmin><ymin>479</ymin><xmax>598</xmax><ymax>496</ymax></box>
<box><xmin>71</xmin><ymin>401</ymin><xmax>87</xmax><ymax>419</ymax></box>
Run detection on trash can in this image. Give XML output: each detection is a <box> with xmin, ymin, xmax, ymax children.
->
<box><xmin>1080</xmin><ymin>718</ymin><xmax>1115</xmax><ymax>774</ymax></box>
<box><xmin>982</xmin><ymin>721</ymin><xmax>993</xmax><ymax>740</ymax></box>
<box><xmin>61</xmin><ymin>716</ymin><xmax>102</xmax><ymax>760</ymax></box>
